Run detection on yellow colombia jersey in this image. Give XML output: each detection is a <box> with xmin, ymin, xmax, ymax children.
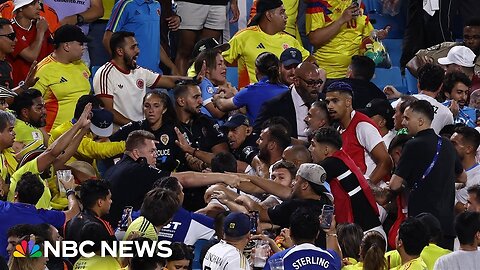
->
<box><xmin>73</xmin><ymin>255</ymin><xmax>121</xmax><ymax>270</ymax></box>
<box><xmin>249</xmin><ymin>0</ymin><xmax>300</xmax><ymax>40</ymax></box>
<box><xmin>13</xmin><ymin>119</ymin><xmax>45</xmax><ymax>160</ymax></box>
<box><xmin>33</xmin><ymin>55</ymin><xmax>91</xmax><ymax>132</ymax></box>
<box><xmin>0</xmin><ymin>148</ymin><xmax>17</xmax><ymax>186</ymax></box>
<box><xmin>223</xmin><ymin>25</ymin><xmax>310</xmax><ymax>89</ymax></box>
<box><xmin>306</xmin><ymin>0</ymin><xmax>373</xmax><ymax>79</ymax></box>
<box><xmin>398</xmin><ymin>257</ymin><xmax>428</xmax><ymax>270</ymax></box>
<box><xmin>48</xmin><ymin>121</ymin><xmax>125</xmax><ymax>210</ymax></box>
<box><xmin>124</xmin><ymin>216</ymin><xmax>158</xmax><ymax>242</ymax></box>
<box><xmin>7</xmin><ymin>158</ymin><xmax>52</xmax><ymax>209</ymax></box>
<box><xmin>386</xmin><ymin>244</ymin><xmax>451</xmax><ymax>270</ymax></box>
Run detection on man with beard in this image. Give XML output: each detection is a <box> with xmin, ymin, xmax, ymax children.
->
<box><xmin>94</xmin><ymin>31</ymin><xmax>191</xmax><ymax>127</ymax></box>
<box><xmin>172</xmin><ymin>81</ymin><xmax>229</xmax><ymax>211</ymax></box>
<box><xmin>254</xmin><ymin>62</ymin><xmax>325</xmax><ymax>141</ymax></box>
<box><xmin>325</xmin><ymin>81</ymin><xmax>392</xmax><ymax>184</ymax></box>
<box><xmin>251</xmin><ymin>124</ymin><xmax>291</xmax><ymax>178</ymax></box>
<box><xmin>442</xmin><ymin>72</ymin><xmax>476</xmax><ymax>127</ymax></box>
<box><xmin>279</xmin><ymin>48</ymin><xmax>302</xmax><ymax>87</ymax></box>
<box><xmin>237</xmin><ymin>163</ymin><xmax>331</xmax><ymax>247</ymax></box>
<box><xmin>10</xmin><ymin>89</ymin><xmax>47</xmax><ymax>160</ymax></box>
<box><xmin>304</xmin><ymin>100</ymin><xmax>330</xmax><ymax>141</ymax></box>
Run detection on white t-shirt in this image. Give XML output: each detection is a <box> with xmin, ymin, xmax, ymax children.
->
<box><xmin>203</xmin><ymin>240</ymin><xmax>251</xmax><ymax>270</ymax></box>
<box><xmin>383</xmin><ymin>130</ymin><xmax>397</xmax><ymax>150</ymax></box>
<box><xmin>434</xmin><ymin>250</ymin><xmax>480</xmax><ymax>270</ymax></box>
<box><xmin>354</xmin><ymin>114</ymin><xmax>385</xmax><ymax>177</ymax></box>
<box><xmin>93</xmin><ymin>62</ymin><xmax>161</xmax><ymax>125</ymax></box>
<box><xmin>456</xmin><ymin>164</ymin><xmax>480</xmax><ymax>204</ymax></box>
<box><xmin>413</xmin><ymin>94</ymin><xmax>454</xmax><ymax>134</ymax></box>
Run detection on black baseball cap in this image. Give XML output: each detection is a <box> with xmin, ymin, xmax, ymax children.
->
<box><xmin>248</xmin><ymin>0</ymin><xmax>283</xmax><ymax>27</ymax></box>
<box><xmin>53</xmin><ymin>25</ymin><xmax>91</xmax><ymax>44</ymax></box>
<box><xmin>280</xmin><ymin>48</ymin><xmax>302</xmax><ymax>67</ymax></box>
<box><xmin>192</xmin><ymin>38</ymin><xmax>230</xmax><ymax>59</ymax></box>
<box><xmin>222</xmin><ymin>114</ymin><xmax>250</xmax><ymax>129</ymax></box>
<box><xmin>359</xmin><ymin>98</ymin><xmax>395</xmax><ymax>129</ymax></box>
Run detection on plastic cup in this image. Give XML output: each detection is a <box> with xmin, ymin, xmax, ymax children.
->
<box><xmin>56</xmin><ymin>170</ymin><xmax>72</xmax><ymax>195</ymax></box>
<box><xmin>253</xmin><ymin>240</ymin><xmax>269</xmax><ymax>267</ymax></box>
<box><xmin>268</xmin><ymin>257</ymin><xmax>284</xmax><ymax>270</ymax></box>
<box><xmin>319</xmin><ymin>204</ymin><xmax>334</xmax><ymax>229</ymax></box>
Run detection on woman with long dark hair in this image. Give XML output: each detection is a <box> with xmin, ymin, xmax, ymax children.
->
<box><xmin>110</xmin><ymin>90</ymin><xmax>183</xmax><ymax>172</ymax></box>
<box><xmin>212</xmin><ymin>52</ymin><xmax>289</xmax><ymax>124</ymax></box>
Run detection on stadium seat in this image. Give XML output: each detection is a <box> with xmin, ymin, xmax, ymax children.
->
<box><xmin>371</xmin><ymin>66</ymin><xmax>408</xmax><ymax>93</ymax></box>
<box><xmin>405</xmin><ymin>69</ymin><xmax>419</xmax><ymax>94</ymax></box>
<box><xmin>381</xmin><ymin>39</ymin><xmax>403</xmax><ymax>67</ymax></box>
<box><xmin>226</xmin><ymin>66</ymin><xmax>239</xmax><ymax>88</ymax></box>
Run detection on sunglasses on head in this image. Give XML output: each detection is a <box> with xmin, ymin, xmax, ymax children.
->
<box><xmin>0</xmin><ymin>32</ymin><xmax>16</xmax><ymax>41</ymax></box>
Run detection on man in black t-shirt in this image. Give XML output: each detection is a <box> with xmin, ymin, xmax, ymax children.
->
<box><xmin>389</xmin><ymin>100</ymin><xmax>465</xmax><ymax>250</ymax></box>
<box><xmin>173</xmin><ymin>82</ymin><xmax>229</xmax><ymax>211</ymax></box>
<box><xmin>309</xmin><ymin>127</ymin><xmax>383</xmax><ymax>235</ymax></box>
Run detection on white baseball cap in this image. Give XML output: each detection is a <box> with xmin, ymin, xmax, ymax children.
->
<box><xmin>296</xmin><ymin>163</ymin><xmax>333</xmax><ymax>202</ymax></box>
<box><xmin>13</xmin><ymin>0</ymin><xmax>35</xmax><ymax>13</ymax></box>
<box><xmin>438</xmin><ymin>46</ymin><xmax>476</xmax><ymax>68</ymax></box>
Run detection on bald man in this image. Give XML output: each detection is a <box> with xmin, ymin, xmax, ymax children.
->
<box><xmin>254</xmin><ymin>61</ymin><xmax>326</xmax><ymax>140</ymax></box>
<box><xmin>282</xmin><ymin>145</ymin><xmax>312</xmax><ymax>168</ymax></box>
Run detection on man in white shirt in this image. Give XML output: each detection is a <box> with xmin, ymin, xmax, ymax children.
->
<box><xmin>94</xmin><ymin>31</ymin><xmax>189</xmax><ymax>127</ymax></box>
<box><xmin>202</xmin><ymin>212</ymin><xmax>251</xmax><ymax>270</ymax></box>
<box><xmin>434</xmin><ymin>211</ymin><xmax>480</xmax><ymax>270</ymax></box>
<box><xmin>360</xmin><ymin>98</ymin><xmax>397</xmax><ymax>150</ymax></box>
<box><xmin>391</xmin><ymin>63</ymin><xmax>453</xmax><ymax>134</ymax></box>
<box><xmin>451</xmin><ymin>126</ymin><xmax>480</xmax><ymax>213</ymax></box>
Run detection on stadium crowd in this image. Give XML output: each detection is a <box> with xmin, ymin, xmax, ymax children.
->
<box><xmin>0</xmin><ymin>0</ymin><xmax>479</xmax><ymax>269</ymax></box>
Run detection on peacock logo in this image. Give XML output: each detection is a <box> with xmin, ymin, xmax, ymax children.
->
<box><xmin>13</xmin><ymin>240</ymin><xmax>42</xmax><ymax>258</ymax></box>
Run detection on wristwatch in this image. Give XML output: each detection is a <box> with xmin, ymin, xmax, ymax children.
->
<box><xmin>76</xmin><ymin>14</ymin><xmax>85</xmax><ymax>25</ymax></box>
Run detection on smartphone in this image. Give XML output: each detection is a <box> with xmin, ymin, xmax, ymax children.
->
<box><xmin>119</xmin><ymin>206</ymin><xmax>133</xmax><ymax>231</ymax></box>
<box><xmin>249</xmin><ymin>211</ymin><xmax>259</xmax><ymax>234</ymax></box>
<box><xmin>319</xmin><ymin>205</ymin><xmax>334</xmax><ymax>229</ymax></box>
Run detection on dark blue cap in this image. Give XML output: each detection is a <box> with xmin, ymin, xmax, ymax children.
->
<box><xmin>222</xmin><ymin>114</ymin><xmax>250</xmax><ymax>129</ymax></box>
<box><xmin>224</xmin><ymin>212</ymin><xmax>251</xmax><ymax>237</ymax></box>
<box><xmin>280</xmin><ymin>48</ymin><xmax>302</xmax><ymax>67</ymax></box>
<box><xmin>90</xmin><ymin>109</ymin><xmax>113</xmax><ymax>137</ymax></box>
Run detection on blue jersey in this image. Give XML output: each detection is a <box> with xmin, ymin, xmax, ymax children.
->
<box><xmin>0</xmin><ymin>201</ymin><xmax>65</xmax><ymax>259</ymax></box>
<box><xmin>233</xmin><ymin>77</ymin><xmax>288</xmax><ymax>124</ymax></box>
<box><xmin>158</xmin><ymin>207</ymin><xmax>215</xmax><ymax>245</ymax></box>
<box><xmin>200</xmin><ymin>77</ymin><xmax>222</xmax><ymax>123</ymax></box>
<box><xmin>442</xmin><ymin>101</ymin><xmax>477</xmax><ymax>128</ymax></box>
<box><xmin>107</xmin><ymin>0</ymin><xmax>162</xmax><ymax>73</ymax></box>
<box><xmin>264</xmin><ymin>243</ymin><xmax>341</xmax><ymax>270</ymax></box>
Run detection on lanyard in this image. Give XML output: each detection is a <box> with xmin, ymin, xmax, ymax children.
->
<box><xmin>413</xmin><ymin>136</ymin><xmax>442</xmax><ymax>190</ymax></box>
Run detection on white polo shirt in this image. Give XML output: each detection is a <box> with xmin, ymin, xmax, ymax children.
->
<box><xmin>203</xmin><ymin>240</ymin><xmax>250</xmax><ymax>270</ymax></box>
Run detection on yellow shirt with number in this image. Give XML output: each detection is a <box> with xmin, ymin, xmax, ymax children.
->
<box><xmin>13</xmin><ymin>119</ymin><xmax>45</xmax><ymax>160</ymax></box>
<box><xmin>33</xmin><ymin>55</ymin><xmax>91</xmax><ymax>132</ymax></box>
<box><xmin>223</xmin><ymin>25</ymin><xmax>310</xmax><ymax>88</ymax></box>
<box><xmin>306</xmin><ymin>0</ymin><xmax>373</xmax><ymax>78</ymax></box>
